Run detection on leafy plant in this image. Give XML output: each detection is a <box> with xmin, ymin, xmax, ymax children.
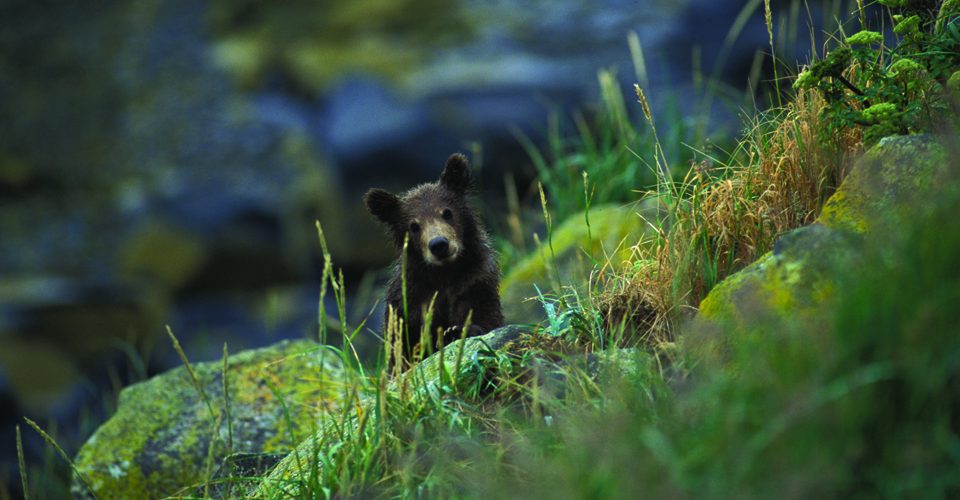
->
<box><xmin>794</xmin><ymin>1</ymin><xmax>960</xmax><ymax>143</ymax></box>
<box><xmin>534</xmin><ymin>285</ymin><xmax>608</xmax><ymax>349</ymax></box>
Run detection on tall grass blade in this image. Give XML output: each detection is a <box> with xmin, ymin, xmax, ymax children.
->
<box><xmin>628</xmin><ymin>31</ymin><xmax>650</xmax><ymax>92</ymax></box>
<box><xmin>316</xmin><ymin>221</ymin><xmax>332</xmax><ymax>347</ymax></box>
<box><xmin>764</xmin><ymin>0</ymin><xmax>783</xmax><ymax>107</ymax></box>
<box><xmin>202</xmin><ymin>410</ymin><xmax>225</xmax><ymax>499</ymax></box>
<box><xmin>221</xmin><ymin>343</ymin><xmax>233</xmax><ymax>453</ymax></box>
<box><xmin>23</xmin><ymin>418</ymin><xmax>98</xmax><ymax>500</ymax></box>
<box><xmin>401</xmin><ymin>232</ymin><xmax>410</xmax><ymax>355</ymax></box>
<box><xmin>453</xmin><ymin>310</ymin><xmax>473</xmax><ymax>388</ymax></box>
<box><xmin>165</xmin><ymin>325</ymin><xmax>216</xmax><ymax>418</ymax></box>
<box><xmin>16</xmin><ymin>425</ymin><xmax>28</xmax><ymax>500</ymax></box>
<box><xmin>583</xmin><ymin>171</ymin><xmax>594</xmax><ymax>244</ymax></box>
<box><xmin>538</xmin><ymin>182</ymin><xmax>561</xmax><ymax>290</ymax></box>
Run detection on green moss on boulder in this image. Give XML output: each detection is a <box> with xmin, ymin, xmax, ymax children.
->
<box><xmin>819</xmin><ymin>135</ymin><xmax>947</xmax><ymax>234</ymax></box>
<box><xmin>699</xmin><ymin>135</ymin><xmax>947</xmax><ymax>330</ymax></box>
<box><xmin>698</xmin><ymin>224</ymin><xmax>859</xmax><ymax>329</ymax></box>
<box><xmin>72</xmin><ymin>339</ymin><xmax>343</xmax><ymax>499</ymax></box>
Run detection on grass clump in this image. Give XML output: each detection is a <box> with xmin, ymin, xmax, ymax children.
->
<box><xmin>598</xmin><ymin>0</ymin><xmax>960</xmax><ymax>346</ymax></box>
<box><xmin>601</xmin><ymin>86</ymin><xmax>862</xmax><ymax>347</ymax></box>
<box><xmin>515</xmin><ymin>69</ymin><xmax>702</xmax><ymax>226</ymax></box>
<box><xmin>254</xmin><ymin>175</ymin><xmax>960</xmax><ymax>497</ymax></box>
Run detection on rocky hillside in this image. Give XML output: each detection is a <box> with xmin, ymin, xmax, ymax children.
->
<box><xmin>71</xmin><ymin>134</ymin><xmax>959</xmax><ymax>498</ymax></box>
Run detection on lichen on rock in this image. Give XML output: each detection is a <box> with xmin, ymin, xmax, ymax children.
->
<box><xmin>697</xmin><ymin>224</ymin><xmax>859</xmax><ymax>331</ymax></box>
<box><xmin>72</xmin><ymin>339</ymin><xmax>343</xmax><ymax>499</ymax></box>
<box><xmin>818</xmin><ymin>135</ymin><xmax>947</xmax><ymax>234</ymax></box>
<box><xmin>698</xmin><ymin>135</ymin><xmax>949</xmax><ymax>332</ymax></box>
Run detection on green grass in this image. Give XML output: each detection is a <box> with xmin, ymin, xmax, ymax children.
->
<box><xmin>512</xmin><ymin>68</ymin><xmax>699</xmax><ymax>227</ymax></box>
<box><xmin>21</xmin><ymin>418</ymin><xmax>96</xmax><ymax>499</ymax></box>
<box><xmin>248</xmin><ymin>147</ymin><xmax>960</xmax><ymax>498</ymax></box>
<box><xmin>473</xmin><ymin>168</ymin><xmax>960</xmax><ymax>498</ymax></box>
<box><xmin>15</xmin><ymin>426</ymin><xmax>28</xmax><ymax>500</ymax></box>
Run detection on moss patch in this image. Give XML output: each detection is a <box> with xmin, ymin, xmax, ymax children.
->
<box><xmin>698</xmin><ymin>225</ymin><xmax>858</xmax><ymax>331</ymax></box>
<box><xmin>818</xmin><ymin>135</ymin><xmax>947</xmax><ymax>234</ymax></box>
<box><xmin>699</xmin><ymin>135</ymin><xmax>948</xmax><ymax>339</ymax></box>
<box><xmin>72</xmin><ymin>340</ymin><xmax>343</xmax><ymax>499</ymax></box>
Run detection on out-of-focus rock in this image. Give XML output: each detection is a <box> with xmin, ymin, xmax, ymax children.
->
<box><xmin>698</xmin><ymin>135</ymin><xmax>949</xmax><ymax>330</ymax></box>
<box><xmin>500</xmin><ymin>203</ymin><xmax>653</xmax><ymax>323</ymax></box>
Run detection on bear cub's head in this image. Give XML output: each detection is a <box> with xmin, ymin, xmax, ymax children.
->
<box><xmin>365</xmin><ymin>153</ymin><xmax>479</xmax><ymax>267</ymax></box>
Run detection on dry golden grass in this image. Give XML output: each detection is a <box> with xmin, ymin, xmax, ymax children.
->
<box><xmin>600</xmin><ymin>89</ymin><xmax>863</xmax><ymax>347</ymax></box>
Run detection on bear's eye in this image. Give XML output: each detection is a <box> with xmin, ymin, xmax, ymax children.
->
<box><xmin>409</xmin><ymin>222</ymin><xmax>421</xmax><ymax>234</ymax></box>
<box><xmin>441</xmin><ymin>209</ymin><xmax>453</xmax><ymax>221</ymax></box>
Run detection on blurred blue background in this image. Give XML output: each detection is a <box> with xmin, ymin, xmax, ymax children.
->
<box><xmin>0</xmin><ymin>0</ymin><xmax>852</xmax><ymax>494</ymax></box>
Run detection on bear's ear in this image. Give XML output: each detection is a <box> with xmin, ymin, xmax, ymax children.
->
<box><xmin>364</xmin><ymin>189</ymin><xmax>402</xmax><ymax>226</ymax></box>
<box><xmin>439</xmin><ymin>153</ymin><xmax>472</xmax><ymax>194</ymax></box>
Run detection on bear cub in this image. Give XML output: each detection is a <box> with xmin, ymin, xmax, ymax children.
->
<box><xmin>365</xmin><ymin>153</ymin><xmax>504</xmax><ymax>366</ymax></box>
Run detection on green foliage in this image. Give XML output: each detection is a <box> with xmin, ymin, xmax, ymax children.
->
<box><xmin>25</xmin><ymin>2</ymin><xmax>960</xmax><ymax>498</ymax></box>
<box><xmin>384</xmin><ymin>150</ymin><xmax>960</xmax><ymax>499</ymax></box>
<box><xmin>517</xmin><ymin>70</ymin><xmax>700</xmax><ymax>224</ymax></box>
<box><xmin>251</xmin><ymin>1</ymin><xmax>958</xmax><ymax>496</ymax></box>
<box><xmin>793</xmin><ymin>1</ymin><xmax>960</xmax><ymax>144</ymax></box>
<box><xmin>949</xmin><ymin>69</ymin><xmax>960</xmax><ymax>92</ymax></box>
<box><xmin>825</xmin><ymin>175</ymin><xmax>960</xmax><ymax>495</ymax></box>
<box><xmin>271</xmin><ymin>178</ymin><xmax>960</xmax><ymax>496</ymax></box>
<box><xmin>535</xmin><ymin>285</ymin><xmax>609</xmax><ymax>349</ymax></box>
<box><xmin>846</xmin><ymin>30</ymin><xmax>884</xmax><ymax>46</ymax></box>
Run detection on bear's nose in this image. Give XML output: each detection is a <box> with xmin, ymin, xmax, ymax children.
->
<box><xmin>428</xmin><ymin>237</ymin><xmax>450</xmax><ymax>258</ymax></box>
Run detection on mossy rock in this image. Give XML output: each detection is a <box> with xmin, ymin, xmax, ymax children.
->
<box><xmin>500</xmin><ymin>203</ymin><xmax>652</xmax><ymax>322</ymax></box>
<box><xmin>698</xmin><ymin>224</ymin><xmax>859</xmax><ymax>330</ymax></box>
<box><xmin>250</xmin><ymin>327</ymin><xmax>664</xmax><ymax>498</ymax></box>
<box><xmin>394</xmin><ymin>324</ymin><xmax>531</xmax><ymax>399</ymax></box>
<box><xmin>252</xmin><ymin>325</ymin><xmax>531</xmax><ymax>497</ymax></box>
<box><xmin>699</xmin><ymin>135</ymin><xmax>947</xmax><ymax>330</ymax></box>
<box><xmin>818</xmin><ymin>135</ymin><xmax>947</xmax><ymax>234</ymax></box>
<box><xmin>72</xmin><ymin>339</ymin><xmax>343</xmax><ymax>499</ymax></box>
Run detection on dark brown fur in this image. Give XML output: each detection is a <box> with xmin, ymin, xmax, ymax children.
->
<box><xmin>365</xmin><ymin>154</ymin><xmax>504</xmax><ymax>366</ymax></box>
